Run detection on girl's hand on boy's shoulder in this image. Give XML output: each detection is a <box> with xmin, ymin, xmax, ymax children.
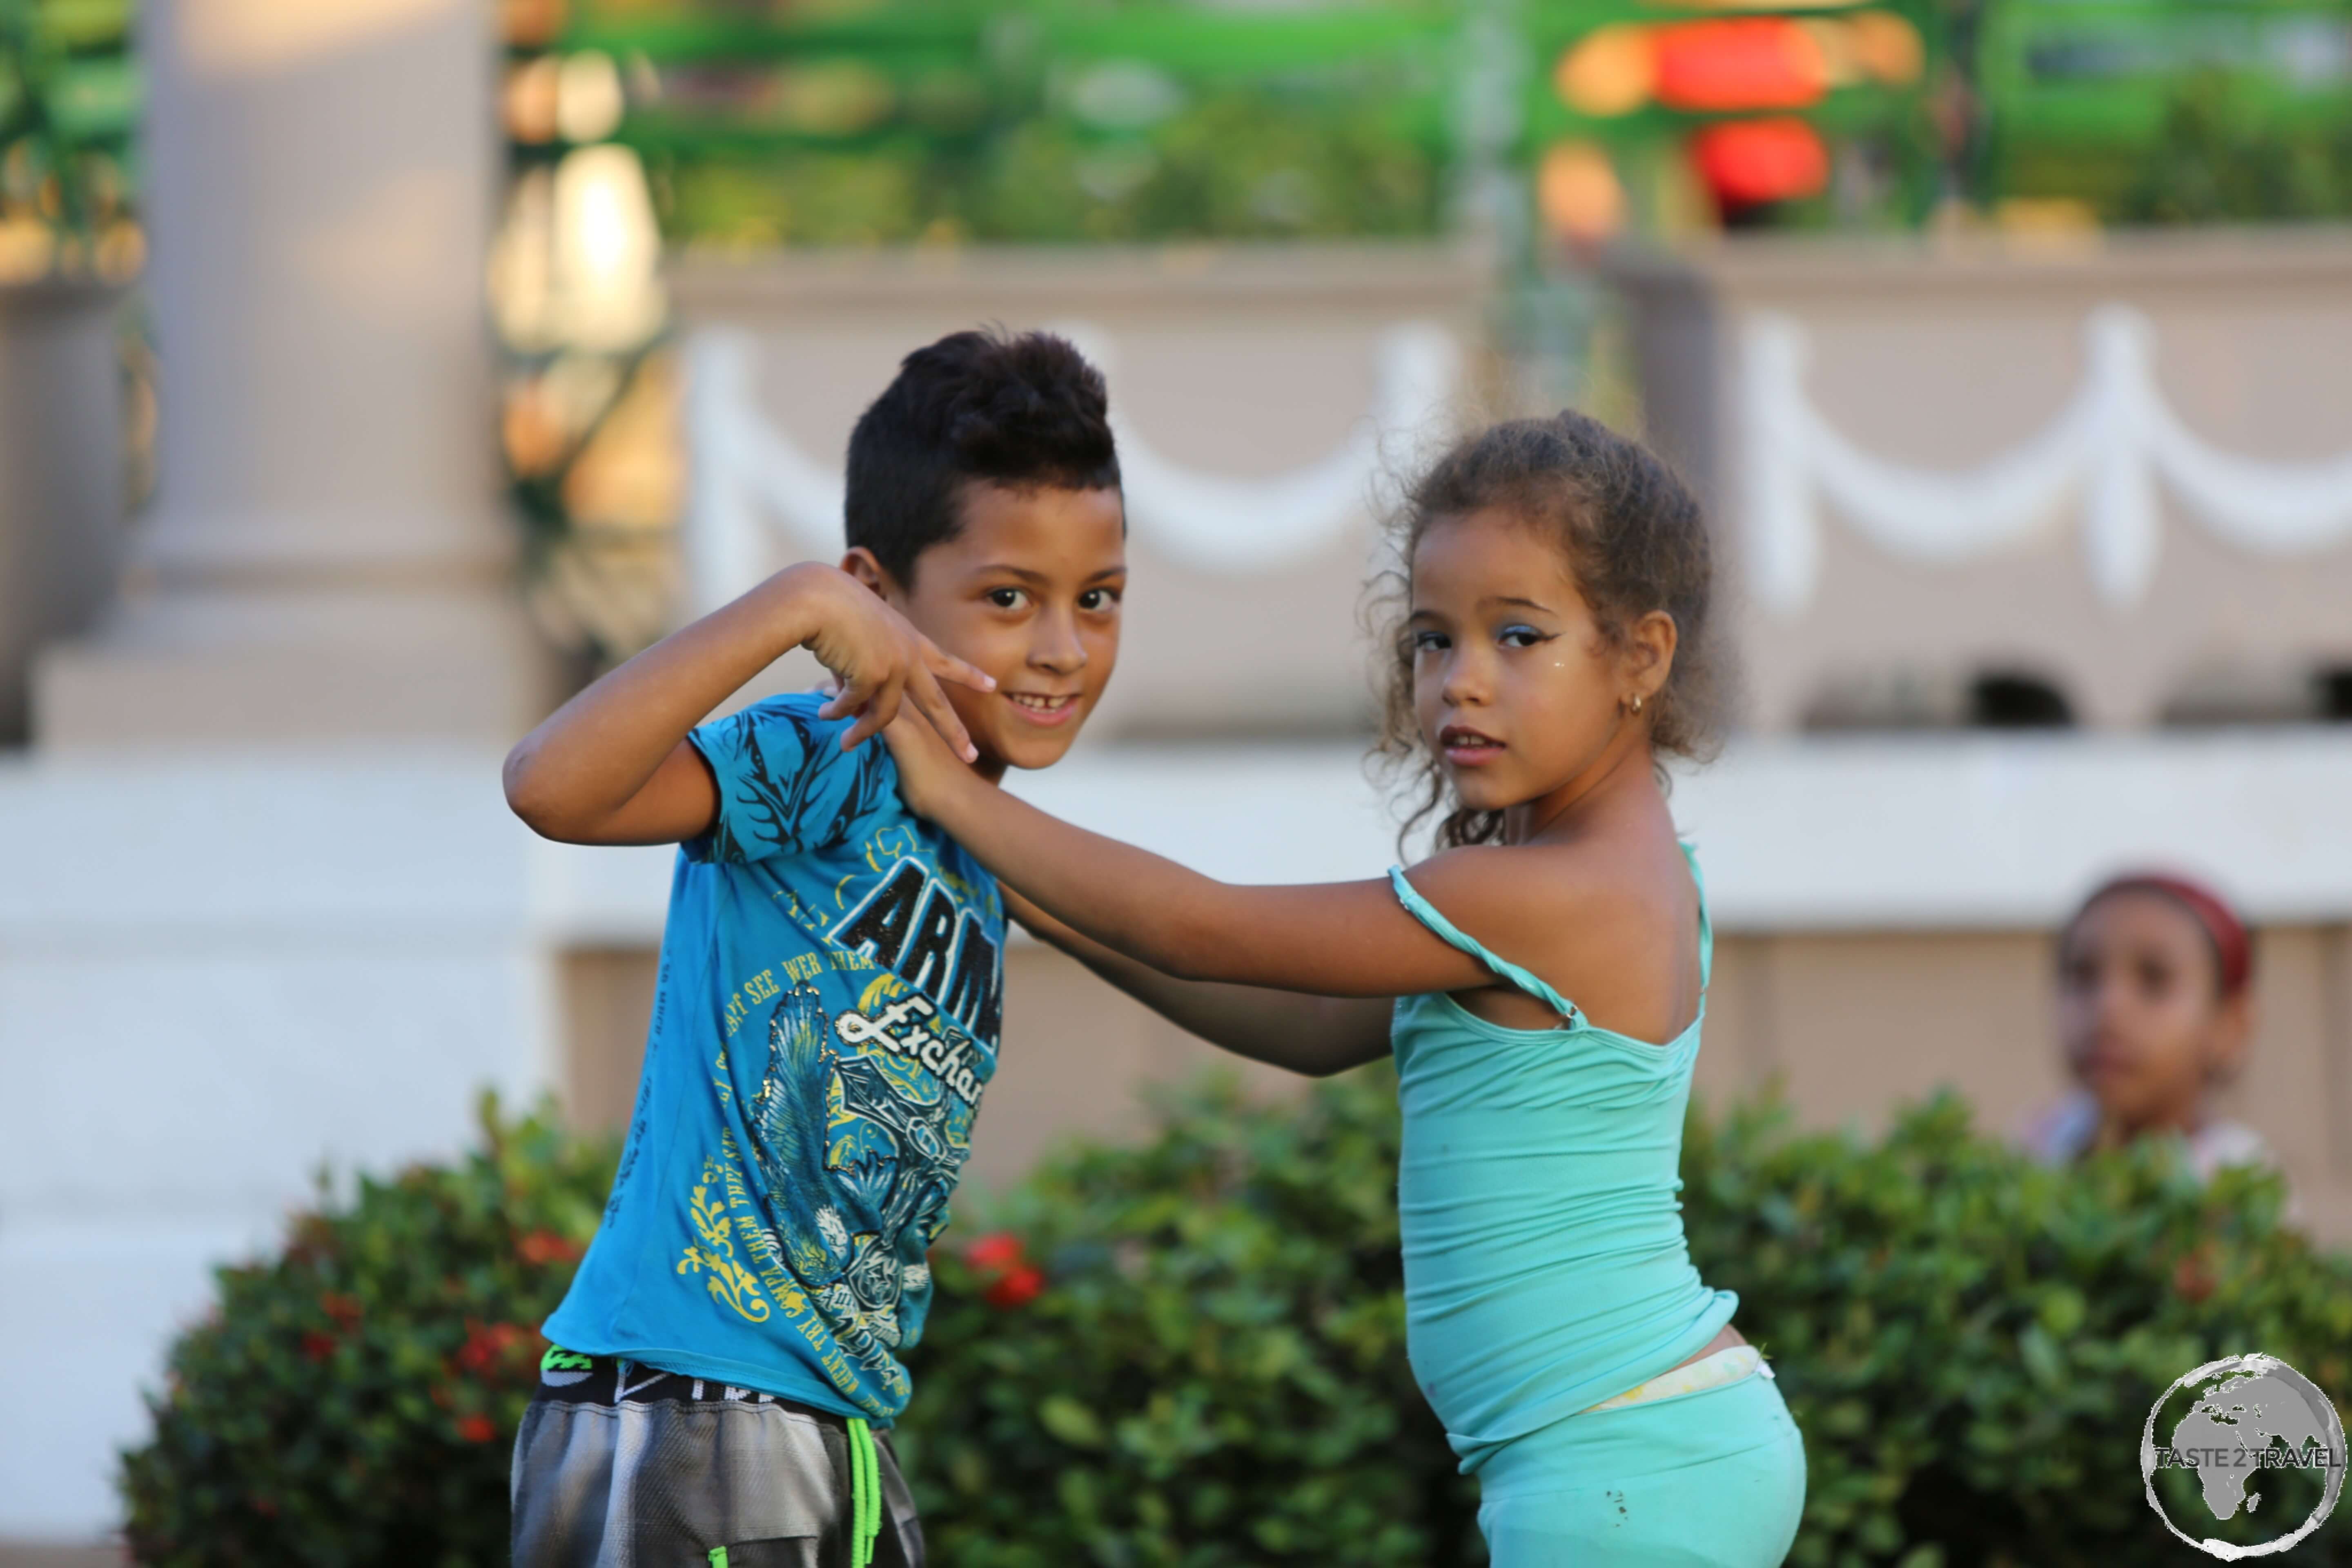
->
<box><xmin>880</xmin><ymin>706</ymin><xmax>981</xmax><ymax>821</ymax></box>
<box><xmin>774</xmin><ymin>563</ymin><xmax>993</xmax><ymax>759</ymax></box>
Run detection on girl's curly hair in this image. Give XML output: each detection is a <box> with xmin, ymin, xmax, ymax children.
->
<box><xmin>1371</xmin><ymin>410</ymin><xmax>1732</xmax><ymax>853</ymax></box>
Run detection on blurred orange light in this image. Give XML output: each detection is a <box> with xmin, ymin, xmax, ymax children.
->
<box><xmin>1849</xmin><ymin>11</ymin><xmax>1925</xmax><ymax>85</ymax></box>
<box><xmin>505</xmin><ymin>57</ymin><xmax>561</xmax><ymax>144</ymax></box>
<box><xmin>501</xmin><ymin>0</ymin><xmax>567</xmax><ymax>50</ymax></box>
<box><xmin>1654</xmin><ymin>19</ymin><xmax>1829</xmax><ymax>113</ymax></box>
<box><xmin>1538</xmin><ymin>140</ymin><xmax>1628</xmax><ymax>243</ymax></box>
<box><xmin>1555</xmin><ymin>26</ymin><xmax>1656</xmax><ymax>118</ymax></box>
<box><xmin>1797</xmin><ymin>18</ymin><xmax>1862</xmax><ymax>87</ymax></box>
<box><xmin>1690</xmin><ymin>117</ymin><xmax>1829</xmax><ymax>207</ymax></box>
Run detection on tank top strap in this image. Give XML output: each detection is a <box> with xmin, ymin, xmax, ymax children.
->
<box><xmin>1388</xmin><ymin>867</ymin><xmax>1583</xmax><ymax>1025</ymax></box>
<box><xmin>1681</xmin><ymin>841</ymin><xmax>1714</xmax><ymax>989</ymax></box>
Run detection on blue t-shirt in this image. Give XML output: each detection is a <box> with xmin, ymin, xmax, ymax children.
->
<box><xmin>543</xmin><ymin>693</ymin><xmax>1004</xmax><ymax>1420</ymax></box>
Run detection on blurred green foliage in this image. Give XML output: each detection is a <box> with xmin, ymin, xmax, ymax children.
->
<box><xmin>898</xmin><ymin>1069</ymin><xmax>1478</xmax><ymax>1568</ymax></box>
<box><xmin>662</xmin><ymin>88</ymin><xmax>1441</xmax><ymax>246</ymax></box>
<box><xmin>1978</xmin><ymin>0</ymin><xmax>2352</xmax><ymax>220</ymax></box>
<box><xmin>557</xmin><ymin>6</ymin><xmax>1451</xmax><ymax>247</ymax></box>
<box><xmin>118</xmin><ymin>1096</ymin><xmax>617</xmax><ymax>1568</ymax></box>
<box><xmin>118</xmin><ymin>1075</ymin><xmax>2352</xmax><ymax>1566</ymax></box>
<box><xmin>901</xmin><ymin>1071</ymin><xmax>2352</xmax><ymax>1566</ymax></box>
<box><xmin>2113</xmin><ymin>66</ymin><xmax>2352</xmax><ymax>222</ymax></box>
<box><xmin>0</xmin><ymin>0</ymin><xmax>137</xmax><ymax>258</ymax></box>
<box><xmin>1682</xmin><ymin>1087</ymin><xmax>2352</xmax><ymax>1565</ymax></box>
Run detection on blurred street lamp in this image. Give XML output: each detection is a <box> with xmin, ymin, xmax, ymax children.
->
<box><xmin>488</xmin><ymin>141</ymin><xmax>665</xmax><ymax>356</ymax></box>
<box><xmin>551</xmin><ymin>142</ymin><xmax>664</xmax><ymax>352</ymax></box>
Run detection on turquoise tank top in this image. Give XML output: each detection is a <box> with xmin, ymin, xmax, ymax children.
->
<box><xmin>1388</xmin><ymin>843</ymin><xmax>1739</xmax><ymax>1469</ymax></box>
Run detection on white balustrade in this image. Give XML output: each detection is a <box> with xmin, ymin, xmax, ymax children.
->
<box><xmin>1741</xmin><ymin>305</ymin><xmax>2352</xmax><ymax>614</ymax></box>
<box><xmin>684</xmin><ymin>321</ymin><xmax>1463</xmax><ymax>614</ymax></box>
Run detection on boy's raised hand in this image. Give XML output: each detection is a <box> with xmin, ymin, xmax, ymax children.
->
<box><xmin>800</xmin><ymin>568</ymin><xmax>995</xmax><ymax>761</ymax></box>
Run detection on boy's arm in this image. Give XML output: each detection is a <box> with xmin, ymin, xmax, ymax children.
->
<box><xmin>1003</xmin><ymin>889</ymin><xmax>1392</xmax><ymax>1078</ymax></box>
<box><xmin>504</xmin><ymin>562</ymin><xmax>994</xmax><ymax>846</ymax></box>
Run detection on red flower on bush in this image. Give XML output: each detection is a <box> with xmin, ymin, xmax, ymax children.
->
<box><xmin>301</xmin><ymin>1330</ymin><xmax>337</xmax><ymax>1363</ymax></box>
<box><xmin>2172</xmin><ymin>1242</ymin><xmax>2220</xmax><ymax>1303</ymax></box>
<box><xmin>516</xmin><ymin>1229</ymin><xmax>584</xmax><ymax>1267</ymax></box>
<box><xmin>985</xmin><ymin>1264</ymin><xmax>1045</xmax><ymax>1310</ymax></box>
<box><xmin>318</xmin><ymin>1290</ymin><xmax>363</xmax><ymax>1328</ymax></box>
<box><xmin>964</xmin><ymin>1232</ymin><xmax>1022</xmax><ymax>1272</ymax></box>
<box><xmin>456</xmin><ymin>1320</ymin><xmax>535</xmax><ymax>1376</ymax></box>
<box><xmin>455</xmin><ymin>1414</ymin><xmax>497</xmax><ymax>1444</ymax></box>
<box><xmin>964</xmin><ymin>1232</ymin><xmax>1045</xmax><ymax>1309</ymax></box>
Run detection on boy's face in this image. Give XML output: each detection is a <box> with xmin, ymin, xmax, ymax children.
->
<box><xmin>849</xmin><ymin>481</ymin><xmax>1125</xmax><ymax>780</ymax></box>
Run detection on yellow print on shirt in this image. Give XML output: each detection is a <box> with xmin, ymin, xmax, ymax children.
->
<box><xmin>722</xmin><ymin>967</ymin><xmax>782</xmax><ymax>1040</ymax></box>
<box><xmin>677</xmin><ymin>1160</ymin><xmax>770</xmax><ymax>1323</ymax></box>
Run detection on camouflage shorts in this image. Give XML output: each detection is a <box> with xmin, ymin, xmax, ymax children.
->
<box><xmin>510</xmin><ymin>1350</ymin><xmax>924</xmax><ymax>1568</ymax></box>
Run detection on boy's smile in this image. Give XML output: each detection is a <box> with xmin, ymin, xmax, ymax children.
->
<box><xmin>851</xmin><ymin>479</ymin><xmax>1126</xmax><ymax>780</ymax></box>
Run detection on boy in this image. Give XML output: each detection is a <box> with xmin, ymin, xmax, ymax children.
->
<box><xmin>501</xmin><ymin>329</ymin><xmax>1126</xmax><ymax>1568</ymax></box>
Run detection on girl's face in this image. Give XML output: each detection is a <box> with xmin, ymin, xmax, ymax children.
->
<box><xmin>1405</xmin><ymin>509</ymin><xmax>1668</xmax><ymax>824</ymax></box>
<box><xmin>2056</xmin><ymin>891</ymin><xmax>2249</xmax><ymax>1132</ymax></box>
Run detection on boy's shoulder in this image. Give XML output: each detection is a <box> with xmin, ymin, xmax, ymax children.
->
<box><xmin>698</xmin><ymin>689</ymin><xmax>857</xmax><ymax>754</ymax></box>
<box><xmin>691</xmin><ymin>691</ymin><xmax>908</xmax><ymax>865</ymax></box>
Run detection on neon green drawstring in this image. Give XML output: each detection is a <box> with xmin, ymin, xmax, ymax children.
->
<box><xmin>709</xmin><ymin>1419</ymin><xmax>880</xmax><ymax>1568</ymax></box>
<box><xmin>847</xmin><ymin>1416</ymin><xmax>882</xmax><ymax>1568</ymax></box>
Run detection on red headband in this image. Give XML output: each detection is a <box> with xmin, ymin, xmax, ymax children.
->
<box><xmin>2076</xmin><ymin>872</ymin><xmax>2253</xmax><ymax>997</ymax></box>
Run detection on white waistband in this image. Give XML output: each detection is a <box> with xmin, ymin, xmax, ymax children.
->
<box><xmin>1583</xmin><ymin>1344</ymin><xmax>1768</xmax><ymax>1413</ymax></box>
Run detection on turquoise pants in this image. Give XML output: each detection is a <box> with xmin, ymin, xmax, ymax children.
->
<box><xmin>1473</xmin><ymin>1366</ymin><xmax>1806</xmax><ymax>1566</ymax></box>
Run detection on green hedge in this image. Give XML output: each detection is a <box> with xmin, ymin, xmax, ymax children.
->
<box><xmin>898</xmin><ymin>1071</ymin><xmax>1478</xmax><ymax>1568</ymax></box>
<box><xmin>1680</xmin><ymin>1090</ymin><xmax>2352</xmax><ymax>1565</ymax></box>
<box><xmin>900</xmin><ymin>1073</ymin><xmax>2352</xmax><ymax>1566</ymax></box>
<box><xmin>120</xmin><ymin>1075</ymin><xmax>2352</xmax><ymax>1566</ymax></box>
<box><xmin>119</xmin><ymin>1097</ymin><xmax>616</xmax><ymax>1568</ymax></box>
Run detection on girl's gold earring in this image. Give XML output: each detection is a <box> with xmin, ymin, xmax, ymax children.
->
<box><xmin>1630</xmin><ymin>694</ymin><xmax>1644</xmax><ymax>714</ymax></box>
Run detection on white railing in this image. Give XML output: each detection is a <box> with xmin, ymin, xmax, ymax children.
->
<box><xmin>1740</xmin><ymin>304</ymin><xmax>2352</xmax><ymax>613</ymax></box>
<box><xmin>684</xmin><ymin>321</ymin><xmax>1463</xmax><ymax>615</ymax></box>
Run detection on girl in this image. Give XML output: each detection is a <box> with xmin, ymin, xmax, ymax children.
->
<box><xmin>2022</xmin><ymin>873</ymin><xmax>2293</xmax><ymax>1207</ymax></box>
<box><xmin>885</xmin><ymin>412</ymin><xmax>1807</xmax><ymax>1565</ymax></box>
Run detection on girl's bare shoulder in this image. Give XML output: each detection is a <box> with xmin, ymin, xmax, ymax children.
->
<box><xmin>1407</xmin><ymin>830</ymin><xmax>1698</xmax><ymax>1037</ymax></box>
<box><xmin>1413</xmin><ymin>824</ymin><xmax>1681</xmax><ymax>922</ymax></box>
<box><xmin>1408</xmin><ymin>835</ymin><xmax>1677</xmax><ymax>959</ymax></box>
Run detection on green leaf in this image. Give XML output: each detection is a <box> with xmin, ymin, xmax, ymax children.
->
<box><xmin>1036</xmin><ymin>1394</ymin><xmax>1107</xmax><ymax>1450</ymax></box>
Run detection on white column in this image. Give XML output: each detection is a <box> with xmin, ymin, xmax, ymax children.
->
<box><xmin>36</xmin><ymin>0</ymin><xmax>551</xmax><ymax>744</ymax></box>
<box><xmin>0</xmin><ymin>0</ymin><xmax>565</xmax><ymax>1542</ymax></box>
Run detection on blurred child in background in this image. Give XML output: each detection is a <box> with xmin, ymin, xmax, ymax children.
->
<box><xmin>2021</xmin><ymin>873</ymin><xmax>2292</xmax><ymax>1208</ymax></box>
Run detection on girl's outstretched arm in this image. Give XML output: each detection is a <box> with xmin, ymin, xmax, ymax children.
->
<box><xmin>885</xmin><ymin>717</ymin><xmax>1509</xmax><ymax>1001</ymax></box>
<box><xmin>1002</xmin><ymin>888</ymin><xmax>1393</xmax><ymax>1077</ymax></box>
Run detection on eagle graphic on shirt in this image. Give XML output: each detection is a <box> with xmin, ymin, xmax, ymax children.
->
<box><xmin>744</xmin><ymin>976</ymin><xmax>974</xmax><ymax>1370</ymax></box>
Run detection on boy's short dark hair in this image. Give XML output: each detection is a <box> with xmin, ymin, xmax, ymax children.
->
<box><xmin>845</xmin><ymin>328</ymin><xmax>1122</xmax><ymax>588</ymax></box>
